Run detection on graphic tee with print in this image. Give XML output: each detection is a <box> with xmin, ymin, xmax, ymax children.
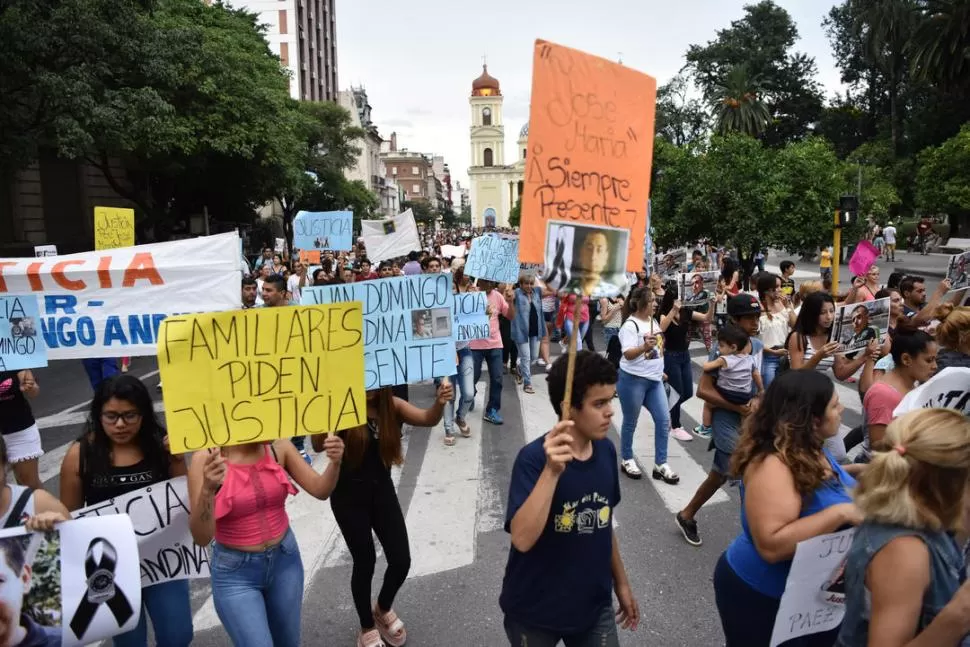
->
<box><xmin>499</xmin><ymin>435</ymin><xmax>620</xmax><ymax>634</ymax></box>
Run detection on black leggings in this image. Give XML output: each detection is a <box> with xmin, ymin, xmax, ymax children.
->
<box><xmin>714</xmin><ymin>553</ymin><xmax>839</xmax><ymax>646</ymax></box>
<box><xmin>330</xmin><ymin>471</ymin><xmax>411</xmax><ymax>629</ymax></box>
<box><xmin>500</xmin><ymin>317</ymin><xmax>518</xmax><ymax>367</ymax></box>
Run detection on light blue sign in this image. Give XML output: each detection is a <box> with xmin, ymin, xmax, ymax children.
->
<box><xmin>465</xmin><ymin>234</ymin><xmax>520</xmax><ymax>284</ymax></box>
<box><xmin>0</xmin><ymin>295</ymin><xmax>47</xmax><ymax>371</ymax></box>
<box><xmin>303</xmin><ymin>274</ymin><xmax>456</xmax><ymax>389</ymax></box>
<box><xmin>293</xmin><ymin>211</ymin><xmax>353</xmax><ymax>252</ymax></box>
<box><xmin>453</xmin><ymin>292</ymin><xmax>489</xmax><ymax>342</ymax></box>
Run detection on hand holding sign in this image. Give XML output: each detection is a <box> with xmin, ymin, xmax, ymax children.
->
<box><xmin>435</xmin><ymin>380</ymin><xmax>454</xmax><ymax>406</ymax></box>
<box><xmin>202</xmin><ymin>449</ymin><xmax>227</xmax><ymax>494</ymax></box>
<box><xmin>321</xmin><ymin>436</ymin><xmax>345</xmax><ymax>465</ymax></box>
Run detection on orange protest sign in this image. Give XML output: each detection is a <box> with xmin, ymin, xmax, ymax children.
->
<box><xmin>299</xmin><ymin>250</ymin><xmax>321</xmax><ymax>264</ymax></box>
<box><xmin>520</xmin><ymin>40</ymin><xmax>656</xmax><ymax>272</ymax></box>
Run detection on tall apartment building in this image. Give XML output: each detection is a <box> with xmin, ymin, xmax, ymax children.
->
<box><xmin>233</xmin><ymin>0</ymin><xmax>338</xmax><ymax>101</ymax></box>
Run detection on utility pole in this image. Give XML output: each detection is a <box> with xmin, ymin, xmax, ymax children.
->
<box><xmin>832</xmin><ymin>209</ymin><xmax>841</xmax><ymax>292</ymax></box>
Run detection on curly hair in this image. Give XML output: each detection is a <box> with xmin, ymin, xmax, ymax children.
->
<box><xmin>547</xmin><ymin>350</ymin><xmax>617</xmax><ymax>418</ymax></box>
<box><xmin>730</xmin><ymin>370</ymin><xmax>836</xmax><ymax>496</ymax></box>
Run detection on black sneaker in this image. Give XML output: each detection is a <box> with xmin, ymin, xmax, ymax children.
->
<box><xmin>676</xmin><ymin>512</ymin><xmax>702</xmax><ymax>547</ymax></box>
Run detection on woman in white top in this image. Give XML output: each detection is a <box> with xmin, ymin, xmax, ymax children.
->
<box><xmin>616</xmin><ymin>287</ymin><xmax>679</xmax><ymax>484</ymax></box>
<box><xmin>756</xmin><ymin>273</ymin><xmax>796</xmax><ymax>388</ymax></box>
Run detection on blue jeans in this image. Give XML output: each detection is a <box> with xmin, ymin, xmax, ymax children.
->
<box><xmin>211</xmin><ymin>528</ymin><xmax>304</xmax><ymax>647</ymax></box>
<box><xmin>663</xmin><ymin>350</ymin><xmax>693</xmax><ymax>429</ymax></box>
<box><xmin>435</xmin><ymin>374</ymin><xmax>457</xmax><ymax>436</ymax></box>
<box><xmin>112</xmin><ymin>579</ymin><xmax>192</xmax><ymax>647</ymax></box>
<box><xmin>563</xmin><ymin>319</ymin><xmax>589</xmax><ymax>350</ymax></box>
<box><xmin>472</xmin><ymin>347</ymin><xmax>504</xmax><ymax>412</ymax></box>
<box><xmin>516</xmin><ymin>337</ymin><xmax>540</xmax><ymax>386</ymax></box>
<box><xmin>617</xmin><ymin>369</ymin><xmax>671</xmax><ymax>464</ymax></box>
<box><xmin>455</xmin><ymin>347</ymin><xmax>475</xmax><ymax>423</ymax></box>
<box><xmin>81</xmin><ymin>357</ymin><xmax>119</xmax><ymax>391</ymax></box>
<box><xmin>762</xmin><ymin>354</ymin><xmax>780</xmax><ymax>388</ymax></box>
<box><xmin>503</xmin><ymin>604</ymin><xmax>619</xmax><ymax>646</ymax></box>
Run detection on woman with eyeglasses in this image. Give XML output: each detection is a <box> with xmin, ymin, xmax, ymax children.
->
<box><xmin>59</xmin><ymin>374</ymin><xmax>193</xmax><ymax>647</ymax></box>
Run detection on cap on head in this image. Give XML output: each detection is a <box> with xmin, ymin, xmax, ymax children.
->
<box><xmin>727</xmin><ymin>294</ymin><xmax>762</xmax><ymax>317</ymax></box>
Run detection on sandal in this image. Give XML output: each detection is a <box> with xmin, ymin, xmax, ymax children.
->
<box><xmin>444</xmin><ymin>435</ymin><xmax>456</xmax><ymax>446</ymax></box>
<box><xmin>373</xmin><ymin>606</ymin><xmax>407</xmax><ymax>647</ymax></box>
<box><xmin>456</xmin><ymin>418</ymin><xmax>471</xmax><ymax>438</ymax></box>
<box><xmin>358</xmin><ymin>629</ymin><xmax>385</xmax><ymax>647</ymax></box>
<box><xmin>524</xmin><ymin>384</ymin><xmax>535</xmax><ymax>394</ymax></box>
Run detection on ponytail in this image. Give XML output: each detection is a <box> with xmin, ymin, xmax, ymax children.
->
<box><xmin>854</xmin><ymin>409</ymin><xmax>970</xmax><ymax>532</ymax></box>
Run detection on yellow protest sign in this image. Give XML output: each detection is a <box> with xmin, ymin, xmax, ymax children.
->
<box><xmin>157</xmin><ymin>304</ymin><xmax>366</xmax><ymax>453</ymax></box>
<box><xmin>94</xmin><ymin>207</ymin><xmax>135</xmax><ymax>250</ymax></box>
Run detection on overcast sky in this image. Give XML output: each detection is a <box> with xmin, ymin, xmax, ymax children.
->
<box><xmin>335</xmin><ymin>0</ymin><xmax>844</xmax><ymax>191</ymax></box>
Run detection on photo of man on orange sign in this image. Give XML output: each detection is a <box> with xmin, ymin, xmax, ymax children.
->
<box><xmin>543</xmin><ymin>223</ymin><xmax>629</xmax><ymax>298</ymax></box>
<box><xmin>518</xmin><ymin>39</ymin><xmax>656</xmax><ymax>273</ymax></box>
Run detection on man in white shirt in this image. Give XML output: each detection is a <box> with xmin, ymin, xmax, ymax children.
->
<box><xmin>882</xmin><ymin>222</ymin><xmax>897</xmax><ymax>262</ymax></box>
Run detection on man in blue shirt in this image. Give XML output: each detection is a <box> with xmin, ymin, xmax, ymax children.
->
<box><xmin>676</xmin><ymin>294</ymin><xmax>764</xmax><ymax>547</ymax></box>
<box><xmin>499</xmin><ymin>351</ymin><xmax>639</xmax><ymax>645</ymax></box>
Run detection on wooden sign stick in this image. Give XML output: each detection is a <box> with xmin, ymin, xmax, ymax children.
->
<box><xmin>559</xmin><ymin>288</ymin><xmax>588</xmax><ymax>421</ymax></box>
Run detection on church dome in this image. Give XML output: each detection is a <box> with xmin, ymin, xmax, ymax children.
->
<box><xmin>472</xmin><ymin>65</ymin><xmax>501</xmax><ymax>96</ymax></box>
<box><xmin>519</xmin><ymin>122</ymin><xmax>529</xmax><ymax>138</ymax></box>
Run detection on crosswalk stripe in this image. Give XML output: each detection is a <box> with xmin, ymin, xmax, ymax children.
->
<box><xmin>406</xmin><ymin>389</ymin><xmax>486</xmax><ymax>579</ymax></box>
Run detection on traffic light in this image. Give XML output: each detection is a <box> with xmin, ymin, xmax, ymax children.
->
<box><xmin>837</xmin><ymin>195</ymin><xmax>858</xmax><ymax>228</ymax></box>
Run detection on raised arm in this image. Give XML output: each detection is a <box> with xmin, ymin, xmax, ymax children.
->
<box><xmin>394</xmin><ymin>381</ymin><xmax>452</xmax><ymax>427</ymax></box>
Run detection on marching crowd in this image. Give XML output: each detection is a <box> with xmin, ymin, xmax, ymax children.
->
<box><xmin>1</xmin><ymin>228</ymin><xmax>969</xmax><ymax>647</ymax></box>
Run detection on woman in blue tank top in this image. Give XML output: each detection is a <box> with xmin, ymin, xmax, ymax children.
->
<box><xmin>713</xmin><ymin>370</ymin><xmax>865</xmax><ymax>646</ymax></box>
<box><xmin>838</xmin><ymin>408</ymin><xmax>970</xmax><ymax>647</ymax></box>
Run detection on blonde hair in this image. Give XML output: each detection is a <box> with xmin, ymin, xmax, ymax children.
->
<box><xmin>935</xmin><ymin>304</ymin><xmax>970</xmax><ymax>354</ymax></box>
<box><xmin>854</xmin><ymin>409</ymin><xmax>970</xmax><ymax>532</ymax></box>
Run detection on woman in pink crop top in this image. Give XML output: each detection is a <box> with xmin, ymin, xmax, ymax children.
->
<box><xmin>187</xmin><ymin>435</ymin><xmax>345</xmax><ymax>647</ymax></box>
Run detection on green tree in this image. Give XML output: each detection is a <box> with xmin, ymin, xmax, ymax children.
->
<box><xmin>770</xmin><ymin>138</ymin><xmax>846</xmax><ymax>253</ymax></box>
<box><xmin>909</xmin><ymin>0</ymin><xmax>970</xmax><ymax>90</ymax></box>
<box><xmin>655</xmin><ymin>74</ymin><xmax>709</xmax><ymax>146</ymax></box>
<box><xmin>276</xmin><ymin>101</ymin><xmax>370</xmax><ymax>249</ymax></box>
<box><xmin>403</xmin><ymin>200</ymin><xmax>434</xmax><ymax>224</ymax></box>
<box><xmin>684</xmin><ymin>0</ymin><xmax>823</xmax><ymax>146</ymax></box>
<box><xmin>508</xmin><ymin>197</ymin><xmax>521</xmax><ymax>228</ymax></box>
<box><xmin>915</xmin><ymin>124</ymin><xmax>970</xmax><ymax>215</ymax></box>
<box><xmin>712</xmin><ymin>64</ymin><xmax>772</xmax><ymax>136</ymax></box>
<box><xmin>458</xmin><ymin>202</ymin><xmax>472</xmax><ymax>225</ymax></box>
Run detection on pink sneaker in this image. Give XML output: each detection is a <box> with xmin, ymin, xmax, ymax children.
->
<box><xmin>671</xmin><ymin>427</ymin><xmax>693</xmax><ymax>442</ymax></box>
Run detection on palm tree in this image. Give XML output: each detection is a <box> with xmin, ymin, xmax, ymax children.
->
<box><xmin>908</xmin><ymin>0</ymin><xmax>970</xmax><ymax>90</ymax></box>
<box><xmin>852</xmin><ymin>0</ymin><xmax>919</xmax><ymax>155</ymax></box>
<box><xmin>712</xmin><ymin>64</ymin><xmax>772</xmax><ymax>137</ymax></box>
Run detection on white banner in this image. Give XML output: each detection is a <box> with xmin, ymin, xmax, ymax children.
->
<box><xmin>893</xmin><ymin>367</ymin><xmax>970</xmax><ymax>418</ymax></box>
<box><xmin>441</xmin><ymin>244</ymin><xmax>466</xmax><ymax>258</ymax></box>
<box><xmin>771</xmin><ymin>529</ymin><xmax>854</xmax><ymax>646</ymax></box>
<box><xmin>0</xmin><ymin>232</ymin><xmax>241</xmax><ymax>359</ymax></box>
<box><xmin>73</xmin><ymin>477</ymin><xmax>210</xmax><ymax>588</ymax></box>
<box><xmin>361</xmin><ymin>209</ymin><xmax>421</xmax><ymax>263</ymax></box>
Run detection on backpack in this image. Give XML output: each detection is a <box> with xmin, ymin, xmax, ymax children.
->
<box><xmin>607</xmin><ymin>319</ymin><xmax>639</xmax><ymax>369</ymax></box>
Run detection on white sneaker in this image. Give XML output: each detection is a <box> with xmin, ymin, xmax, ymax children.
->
<box><xmin>652</xmin><ymin>463</ymin><xmax>680</xmax><ymax>484</ymax></box>
<box><xmin>671</xmin><ymin>427</ymin><xmax>693</xmax><ymax>442</ymax></box>
<box><xmin>620</xmin><ymin>459</ymin><xmax>642</xmax><ymax>480</ymax></box>
<box><xmin>537</xmin><ymin>358</ymin><xmax>547</xmax><ymax>367</ymax></box>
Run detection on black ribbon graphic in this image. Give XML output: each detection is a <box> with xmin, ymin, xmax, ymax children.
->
<box><xmin>70</xmin><ymin>538</ymin><xmax>134</xmax><ymax>640</ymax></box>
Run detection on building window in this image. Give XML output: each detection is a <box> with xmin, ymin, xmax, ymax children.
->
<box><xmin>412</xmin><ymin>184</ymin><xmax>421</xmax><ymax>194</ymax></box>
<box><xmin>482</xmin><ymin>107</ymin><xmax>492</xmax><ymax>126</ymax></box>
<box><xmin>412</xmin><ymin>166</ymin><xmax>419</xmax><ymax>175</ymax></box>
<box><xmin>279</xmin><ymin>42</ymin><xmax>289</xmax><ymax>66</ymax></box>
<box><xmin>391</xmin><ymin>166</ymin><xmax>397</xmax><ymax>175</ymax></box>
<box><xmin>483</xmin><ymin>148</ymin><xmax>493</xmax><ymax>167</ymax></box>
<box><xmin>278</xmin><ymin>9</ymin><xmax>287</xmax><ymax>34</ymax></box>
<box><xmin>523</xmin><ymin>148</ymin><xmax>527</xmax><ymax>160</ymax></box>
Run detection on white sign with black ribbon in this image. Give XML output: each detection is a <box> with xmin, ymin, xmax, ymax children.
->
<box><xmin>0</xmin><ymin>515</ymin><xmax>140</xmax><ymax>647</ymax></box>
<box><xmin>61</xmin><ymin>515</ymin><xmax>141</xmax><ymax>646</ymax></box>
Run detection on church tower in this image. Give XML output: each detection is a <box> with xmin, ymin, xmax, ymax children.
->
<box><xmin>468</xmin><ymin>65</ymin><xmax>521</xmax><ymax>229</ymax></box>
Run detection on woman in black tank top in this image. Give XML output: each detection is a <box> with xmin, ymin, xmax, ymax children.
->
<box><xmin>58</xmin><ymin>375</ymin><xmax>192</xmax><ymax>647</ymax></box>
